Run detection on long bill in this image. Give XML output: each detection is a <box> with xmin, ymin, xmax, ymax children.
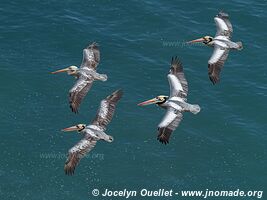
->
<box><xmin>50</xmin><ymin>68</ymin><xmax>69</xmax><ymax>74</ymax></box>
<box><xmin>137</xmin><ymin>98</ymin><xmax>160</xmax><ymax>106</ymax></box>
<box><xmin>187</xmin><ymin>38</ymin><xmax>205</xmax><ymax>44</ymax></box>
<box><xmin>62</xmin><ymin>125</ymin><xmax>80</xmax><ymax>132</ymax></box>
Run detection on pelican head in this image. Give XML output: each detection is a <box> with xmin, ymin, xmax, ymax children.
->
<box><xmin>138</xmin><ymin>95</ymin><xmax>168</xmax><ymax>106</ymax></box>
<box><xmin>187</xmin><ymin>36</ymin><xmax>213</xmax><ymax>45</ymax></box>
<box><xmin>62</xmin><ymin>124</ymin><xmax>86</xmax><ymax>132</ymax></box>
<box><xmin>50</xmin><ymin>65</ymin><xmax>78</xmax><ymax>75</ymax></box>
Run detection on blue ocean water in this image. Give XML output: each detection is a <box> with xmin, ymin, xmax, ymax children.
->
<box><xmin>0</xmin><ymin>0</ymin><xmax>266</xmax><ymax>199</ymax></box>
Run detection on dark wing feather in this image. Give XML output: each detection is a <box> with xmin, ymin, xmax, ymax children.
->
<box><xmin>69</xmin><ymin>77</ymin><xmax>93</xmax><ymax>113</ymax></box>
<box><xmin>169</xmin><ymin>56</ymin><xmax>188</xmax><ymax>100</ymax></box>
<box><xmin>64</xmin><ymin>137</ymin><xmax>97</xmax><ymax>175</ymax></box>
<box><xmin>157</xmin><ymin>108</ymin><xmax>183</xmax><ymax>144</ymax></box>
<box><xmin>208</xmin><ymin>46</ymin><xmax>229</xmax><ymax>84</ymax></box>
<box><xmin>91</xmin><ymin>89</ymin><xmax>123</xmax><ymax>131</ymax></box>
<box><xmin>81</xmin><ymin>42</ymin><xmax>100</xmax><ymax>69</ymax></box>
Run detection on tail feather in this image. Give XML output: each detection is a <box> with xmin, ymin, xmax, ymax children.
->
<box><xmin>108</xmin><ymin>135</ymin><xmax>114</xmax><ymax>143</ymax></box>
<box><xmin>189</xmin><ymin>104</ymin><xmax>201</xmax><ymax>114</ymax></box>
<box><xmin>236</xmin><ymin>42</ymin><xmax>243</xmax><ymax>50</ymax></box>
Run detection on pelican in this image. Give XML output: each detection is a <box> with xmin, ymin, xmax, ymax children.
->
<box><xmin>51</xmin><ymin>42</ymin><xmax>107</xmax><ymax>113</ymax></box>
<box><xmin>61</xmin><ymin>89</ymin><xmax>123</xmax><ymax>175</ymax></box>
<box><xmin>138</xmin><ymin>57</ymin><xmax>200</xmax><ymax>144</ymax></box>
<box><xmin>187</xmin><ymin>11</ymin><xmax>243</xmax><ymax>84</ymax></box>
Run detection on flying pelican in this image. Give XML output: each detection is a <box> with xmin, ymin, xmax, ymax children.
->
<box><xmin>51</xmin><ymin>42</ymin><xmax>107</xmax><ymax>113</ymax></box>
<box><xmin>61</xmin><ymin>89</ymin><xmax>123</xmax><ymax>175</ymax></box>
<box><xmin>187</xmin><ymin>11</ymin><xmax>243</xmax><ymax>84</ymax></box>
<box><xmin>138</xmin><ymin>57</ymin><xmax>200</xmax><ymax>144</ymax></box>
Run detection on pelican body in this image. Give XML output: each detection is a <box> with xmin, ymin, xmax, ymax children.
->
<box><xmin>138</xmin><ymin>57</ymin><xmax>200</xmax><ymax>144</ymax></box>
<box><xmin>51</xmin><ymin>42</ymin><xmax>107</xmax><ymax>113</ymax></box>
<box><xmin>62</xmin><ymin>89</ymin><xmax>123</xmax><ymax>175</ymax></box>
<box><xmin>188</xmin><ymin>12</ymin><xmax>243</xmax><ymax>84</ymax></box>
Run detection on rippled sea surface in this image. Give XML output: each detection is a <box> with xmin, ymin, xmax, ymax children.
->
<box><xmin>0</xmin><ymin>0</ymin><xmax>266</xmax><ymax>199</ymax></box>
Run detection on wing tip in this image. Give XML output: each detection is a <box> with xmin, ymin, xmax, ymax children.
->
<box><xmin>87</xmin><ymin>42</ymin><xmax>99</xmax><ymax>50</ymax></box>
<box><xmin>208</xmin><ymin>63</ymin><xmax>222</xmax><ymax>85</ymax></box>
<box><xmin>157</xmin><ymin>136</ymin><xmax>169</xmax><ymax>145</ymax></box>
<box><xmin>170</xmin><ymin>56</ymin><xmax>183</xmax><ymax>73</ymax></box>
<box><xmin>157</xmin><ymin>127</ymin><xmax>171</xmax><ymax>145</ymax></box>
<box><xmin>69</xmin><ymin>104</ymin><xmax>79</xmax><ymax>114</ymax></box>
<box><xmin>171</xmin><ymin>56</ymin><xmax>181</xmax><ymax>65</ymax></box>
<box><xmin>110</xmin><ymin>89</ymin><xmax>124</xmax><ymax>100</ymax></box>
<box><xmin>209</xmin><ymin>75</ymin><xmax>220</xmax><ymax>85</ymax></box>
<box><xmin>64</xmin><ymin>159</ymin><xmax>76</xmax><ymax>176</ymax></box>
<box><xmin>64</xmin><ymin>166</ymin><xmax>75</xmax><ymax>176</ymax></box>
<box><xmin>217</xmin><ymin>11</ymin><xmax>229</xmax><ymax>18</ymax></box>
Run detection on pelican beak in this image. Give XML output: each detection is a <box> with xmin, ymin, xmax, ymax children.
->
<box><xmin>50</xmin><ymin>68</ymin><xmax>69</xmax><ymax>74</ymax></box>
<box><xmin>61</xmin><ymin>125</ymin><xmax>80</xmax><ymax>132</ymax></box>
<box><xmin>187</xmin><ymin>38</ymin><xmax>205</xmax><ymax>44</ymax></box>
<box><xmin>138</xmin><ymin>98</ymin><xmax>159</xmax><ymax>106</ymax></box>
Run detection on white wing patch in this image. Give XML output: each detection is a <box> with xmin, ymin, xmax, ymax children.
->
<box><xmin>158</xmin><ymin>109</ymin><xmax>177</xmax><ymax>128</ymax></box>
<box><xmin>83</xmin><ymin>49</ymin><xmax>94</xmax><ymax>62</ymax></box>
<box><xmin>86</xmin><ymin>124</ymin><xmax>102</xmax><ymax>131</ymax></box>
<box><xmin>215</xmin><ymin>17</ymin><xmax>229</xmax><ymax>32</ymax></box>
<box><xmin>168</xmin><ymin>74</ymin><xmax>183</xmax><ymax>96</ymax></box>
<box><xmin>215</xmin><ymin>35</ymin><xmax>229</xmax><ymax>41</ymax></box>
<box><xmin>167</xmin><ymin>101</ymin><xmax>182</xmax><ymax>111</ymax></box>
<box><xmin>69</xmin><ymin>139</ymin><xmax>92</xmax><ymax>154</ymax></box>
<box><xmin>99</xmin><ymin>100</ymin><xmax>108</xmax><ymax>118</ymax></box>
<box><xmin>168</xmin><ymin>96</ymin><xmax>184</xmax><ymax>102</ymax></box>
<box><xmin>208</xmin><ymin>45</ymin><xmax>226</xmax><ymax>64</ymax></box>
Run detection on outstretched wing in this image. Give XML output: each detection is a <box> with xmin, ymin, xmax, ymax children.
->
<box><xmin>81</xmin><ymin>42</ymin><xmax>100</xmax><ymax>69</ymax></box>
<box><xmin>91</xmin><ymin>89</ymin><xmax>123</xmax><ymax>131</ymax></box>
<box><xmin>168</xmin><ymin>56</ymin><xmax>188</xmax><ymax>101</ymax></box>
<box><xmin>214</xmin><ymin>11</ymin><xmax>233</xmax><ymax>39</ymax></box>
<box><xmin>208</xmin><ymin>45</ymin><xmax>229</xmax><ymax>84</ymax></box>
<box><xmin>64</xmin><ymin>137</ymin><xmax>97</xmax><ymax>175</ymax></box>
<box><xmin>157</xmin><ymin>108</ymin><xmax>183</xmax><ymax>144</ymax></box>
<box><xmin>69</xmin><ymin>77</ymin><xmax>93</xmax><ymax>113</ymax></box>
